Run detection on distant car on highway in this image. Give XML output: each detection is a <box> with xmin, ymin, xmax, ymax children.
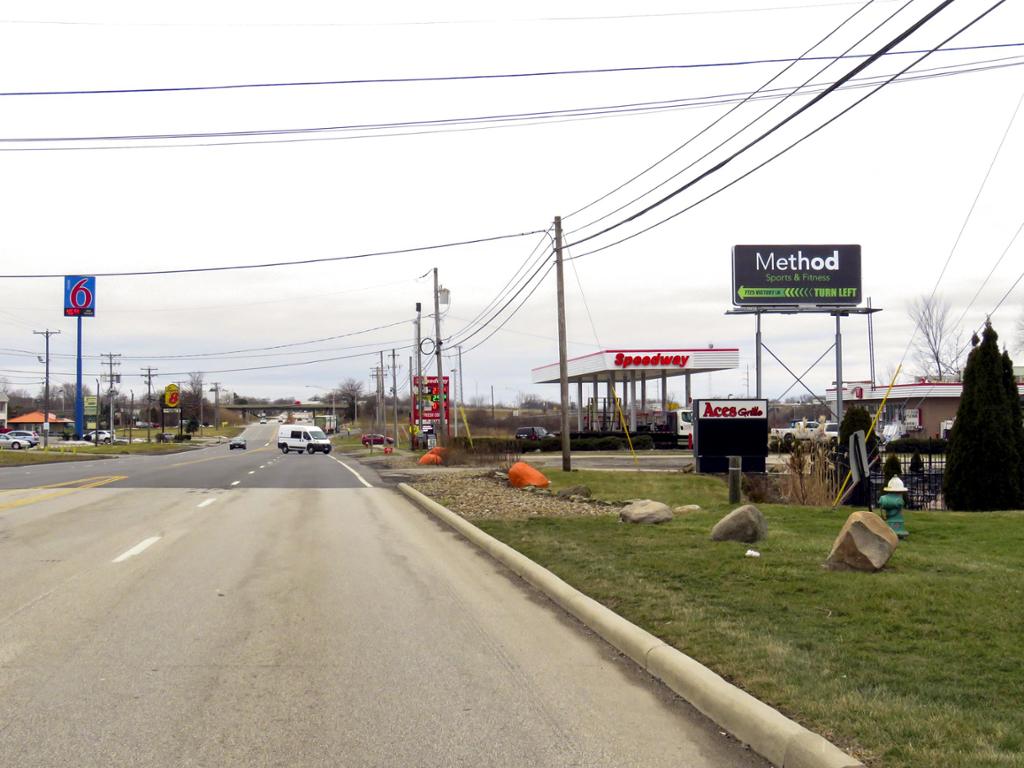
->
<box><xmin>229</xmin><ymin>436</ymin><xmax>247</xmax><ymax>450</ymax></box>
<box><xmin>361</xmin><ymin>433</ymin><xmax>394</xmax><ymax>447</ymax></box>
<box><xmin>515</xmin><ymin>426</ymin><xmax>549</xmax><ymax>441</ymax></box>
<box><xmin>0</xmin><ymin>433</ymin><xmax>32</xmax><ymax>449</ymax></box>
<box><xmin>259</xmin><ymin>418</ymin><xmax>267</xmax><ymax>424</ymax></box>
<box><xmin>83</xmin><ymin>430</ymin><xmax>113</xmax><ymax>444</ymax></box>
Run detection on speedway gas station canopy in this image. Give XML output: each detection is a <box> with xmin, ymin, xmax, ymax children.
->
<box><xmin>531</xmin><ymin>348</ymin><xmax>740</xmax><ymax>386</ymax></box>
<box><xmin>531</xmin><ymin>348</ymin><xmax>740</xmax><ymax>430</ymax></box>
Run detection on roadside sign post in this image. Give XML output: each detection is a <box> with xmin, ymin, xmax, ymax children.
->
<box><xmin>64</xmin><ymin>276</ymin><xmax>96</xmax><ymax>438</ymax></box>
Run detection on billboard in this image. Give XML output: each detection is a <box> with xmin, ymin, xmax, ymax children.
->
<box><xmin>732</xmin><ymin>245</ymin><xmax>861</xmax><ymax>306</ymax></box>
<box><xmin>64</xmin><ymin>275</ymin><xmax>96</xmax><ymax>317</ymax></box>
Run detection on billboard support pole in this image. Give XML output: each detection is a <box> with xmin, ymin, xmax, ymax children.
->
<box><xmin>835</xmin><ymin>312</ymin><xmax>844</xmax><ymax>427</ymax></box>
<box><xmin>75</xmin><ymin>316</ymin><xmax>84</xmax><ymax>438</ymax></box>
<box><xmin>755</xmin><ymin>310</ymin><xmax>763</xmax><ymax>399</ymax></box>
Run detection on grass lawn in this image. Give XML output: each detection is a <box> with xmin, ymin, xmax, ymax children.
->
<box><xmin>475</xmin><ymin>470</ymin><xmax>1024</xmax><ymax>768</ymax></box>
<box><xmin>0</xmin><ymin>451</ymin><xmax>111</xmax><ymax>466</ymax></box>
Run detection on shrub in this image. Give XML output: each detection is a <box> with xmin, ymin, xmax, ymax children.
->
<box><xmin>742</xmin><ymin>473</ymin><xmax>785</xmax><ymax>503</ymax></box>
<box><xmin>885</xmin><ymin>437</ymin><xmax>947</xmax><ymax>454</ymax></box>
<box><xmin>883</xmin><ymin>454</ymin><xmax>902</xmax><ymax>484</ymax></box>
<box><xmin>839</xmin><ymin>405</ymin><xmax>876</xmax><ymax>454</ymax></box>
<box><xmin>909</xmin><ymin>450</ymin><xmax>924</xmax><ymax>474</ymax></box>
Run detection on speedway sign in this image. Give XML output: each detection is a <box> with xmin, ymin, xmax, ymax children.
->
<box><xmin>732</xmin><ymin>245</ymin><xmax>861</xmax><ymax>307</ymax></box>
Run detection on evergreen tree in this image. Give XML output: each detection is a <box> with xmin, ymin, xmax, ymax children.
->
<box><xmin>839</xmin><ymin>405</ymin><xmax>876</xmax><ymax>453</ymax></box>
<box><xmin>1001</xmin><ymin>349</ymin><xmax>1024</xmax><ymax>492</ymax></box>
<box><xmin>944</xmin><ymin>322</ymin><xmax>1023</xmax><ymax>510</ymax></box>
<box><xmin>883</xmin><ymin>454</ymin><xmax>902</xmax><ymax>484</ymax></box>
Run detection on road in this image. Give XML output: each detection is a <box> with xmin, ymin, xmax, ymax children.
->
<box><xmin>0</xmin><ymin>422</ymin><xmax>765</xmax><ymax>767</ymax></box>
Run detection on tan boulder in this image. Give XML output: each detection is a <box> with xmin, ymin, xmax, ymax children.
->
<box><xmin>619</xmin><ymin>499</ymin><xmax>673</xmax><ymax>524</ymax></box>
<box><xmin>826</xmin><ymin>511</ymin><xmax>899</xmax><ymax>572</ymax></box>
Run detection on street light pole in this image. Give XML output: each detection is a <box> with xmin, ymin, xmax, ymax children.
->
<box><xmin>33</xmin><ymin>329</ymin><xmax>60</xmax><ymax>449</ymax></box>
<box><xmin>433</xmin><ymin>268</ymin><xmax>447</xmax><ymax>444</ymax></box>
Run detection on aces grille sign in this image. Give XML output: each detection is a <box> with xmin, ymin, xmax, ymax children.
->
<box><xmin>732</xmin><ymin>245</ymin><xmax>861</xmax><ymax>307</ymax></box>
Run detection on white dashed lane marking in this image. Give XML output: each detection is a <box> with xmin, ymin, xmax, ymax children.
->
<box><xmin>230</xmin><ymin>481</ymin><xmax>240</xmax><ymax>487</ymax></box>
<box><xmin>112</xmin><ymin>537</ymin><xmax>161</xmax><ymax>564</ymax></box>
<box><xmin>197</xmin><ymin>498</ymin><xmax>215</xmax><ymax>509</ymax></box>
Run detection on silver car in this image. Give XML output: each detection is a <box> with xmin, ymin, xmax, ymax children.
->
<box><xmin>5</xmin><ymin>430</ymin><xmax>39</xmax><ymax>447</ymax></box>
<box><xmin>0</xmin><ymin>433</ymin><xmax>32</xmax><ymax>450</ymax></box>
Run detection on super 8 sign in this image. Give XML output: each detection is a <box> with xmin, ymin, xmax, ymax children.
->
<box><xmin>64</xmin><ymin>276</ymin><xmax>96</xmax><ymax>317</ymax></box>
<box><xmin>164</xmin><ymin>384</ymin><xmax>180</xmax><ymax>408</ymax></box>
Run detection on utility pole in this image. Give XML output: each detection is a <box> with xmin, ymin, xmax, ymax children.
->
<box><xmin>390</xmin><ymin>349</ymin><xmax>398</xmax><ymax>446</ymax></box>
<box><xmin>378</xmin><ymin>351</ymin><xmax>385</xmax><ymax>436</ymax></box>
<box><xmin>433</xmin><ymin>268</ymin><xmax>447</xmax><ymax>445</ymax></box>
<box><xmin>101</xmin><ymin>353</ymin><xmax>121</xmax><ymax>437</ymax></box>
<box><xmin>554</xmin><ymin>216</ymin><xmax>571</xmax><ymax>471</ymax></box>
<box><xmin>457</xmin><ymin>345</ymin><xmax>465</xmax><ymax>440</ymax></box>
<box><xmin>491</xmin><ymin>385</ymin><xmax>494</xmax><ymax>419</ymax></box>
<box><xmin>142</xmin><ymin>367</ymin><xmax>157</xmax><ymax>443</ymax></box>
<box><xmin>415</xmin><ymin>303</ymin><xmax>424</xmax><ymax>447</ymax></box>
<box><xmin>408</xmin><ymin>356</ymin><xmax>414</xmax><ymax>449</ymax></box>
<box><xmin>33</xmin><ymin>329</ymin><xmax>60</xmax><ymax>449</ymax></box>
<box><xmin>209</xmin><ymin>382</ymin><xmax>222</xmax><ymax>436</ymax></box>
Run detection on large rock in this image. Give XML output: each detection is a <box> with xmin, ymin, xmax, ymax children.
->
<box><xmin>556</xmin><ymin>485</ymin><xmax>591</xmax><ymax>499</ymax></box>
<box><xmin>711</xmin><ymin>504</ymin><xmax>767</xmax><ymax>542</ymax></box>
<box><xmin>825</xmin><ymin>511</ymin><xmax>899</xmax><ymax>572</ymax></box>
<box><xmin>619</xmin><ymin>499</ymin><xmax>674</xmax><ymax>524</ymax></box>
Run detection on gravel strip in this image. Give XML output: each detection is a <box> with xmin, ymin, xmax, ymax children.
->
<box><xmin>410</xmin><ymin>471</ymin><xmax>618</xmax><ymax>520</ymax></box>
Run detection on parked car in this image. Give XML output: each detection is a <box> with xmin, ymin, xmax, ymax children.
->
<box><xmin>0</xmin><ymin>433</ymin><xmax>32</xmax><ymax>449</ymax></box>
<box><xmin>83</xmin><ymin>430</ymin><xmax>113</xmax><ymax>444</ymax></box>
<box><xmin>6</xmin><ymin>430</ymin><xmax>40</xmax><ymax>447</ymax></box>
<box><xmin>229</xmin><ymin>436</ymin><xmax>247</xmax><ymax>450</ymax></box>
<box><xmin>515</xmin><ymin>426</ymin><xmax>549</xmax><ymax>441</ymax></box>
<box><xmin>361</xmin><ymin>433</ymin><xmax>394</xmax><ymax>446</ymax></box>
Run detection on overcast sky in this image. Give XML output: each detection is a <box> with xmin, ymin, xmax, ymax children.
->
<box><xmin>1</xmin><ymin>0</ymin><xmax>1022</xmax><ymax>408</ymax></box>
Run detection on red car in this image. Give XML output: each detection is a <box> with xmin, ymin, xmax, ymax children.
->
<box><xmin>361</xmin><ymin>433</ymin><xmax>394</xmax><ymax>446</ymax></box>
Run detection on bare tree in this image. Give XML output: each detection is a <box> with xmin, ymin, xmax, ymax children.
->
<box><xmin>335</xmin><ymin>378</ymin><xmax>364</xmax><ymax>420</ymax></box>
<box><xmin>185</xmin><ymin>371</ymin><xmax>205</xmax><ymax>420</ymax></box>
<box><xmin>909</xmin><ymin>295</ymin><xmax>965</xmax><ymax>381</ymax></box>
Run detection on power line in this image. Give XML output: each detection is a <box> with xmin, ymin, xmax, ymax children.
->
<box><xmin>0</xmin><ymin>230</ymin><xmax>544</xmax><ymax>279</ymax></box>
<box><xmin>0</xmin><ymin>3</ymin><xmax>918</xmax><ymax>30</ymax></box>
<box><xmin>566</xmin><ymin>0</ymin><xmax>917</xmax><ymax>237</ymax></box>
<box><xmin>2</xmin><ymin>55</ymin><xmax>1020</xmax><ymax>153</ymax></box>
<box><xmin>458</xmin><ymin>262</ymin><xmax>558</xmax><ymax>355</ymax></box>
<box><xmin>449</xmin><ymin>251</ymin><xmax>555</xmax><ymax>348</ymax></box>
<box><xmin>566</xmin><ymin>0</ymin><xmax>965</xmax><ymax>251</ymax></box>
<box><xmin>565</xmin><ymin>0</ymin><xmax>1009</xmax><ymax>261</ymax></box>
<box><xmin>4</xmin><ymin>42</ymin><xmax>1020</xmax><ymax>97</ymax></box>
<box><xmin>565</xmin><ymin>0</ymin><xmax>885</xmax><ymax>224</ymax></box>
<box><xmin>446</xmin><ymin>230</ymin><xmax>553</xmax><ymax>341</ymax></box>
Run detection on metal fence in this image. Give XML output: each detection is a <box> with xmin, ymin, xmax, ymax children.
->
<box><xmin>869</xmin><ymin>451</ymin><xmax>947</xmax><ymax>511</ymax></box>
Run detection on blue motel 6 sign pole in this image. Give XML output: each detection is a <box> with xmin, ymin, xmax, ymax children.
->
<box><xmin>64</xmin><ymin>276</ymin><xmax>96</xmax><ymax>437</ymax></box>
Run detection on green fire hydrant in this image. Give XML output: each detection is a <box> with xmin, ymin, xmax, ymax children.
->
<box><xmin>879</xmin><ymin>475</ymin><xmax>909</xmax><ymax>539</ymax></box>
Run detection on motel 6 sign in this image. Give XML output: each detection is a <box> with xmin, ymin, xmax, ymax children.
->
<box><xmin>64</xmin><ymin>275</ymin><xmax>96</xmax><ymax>317</ymax></box>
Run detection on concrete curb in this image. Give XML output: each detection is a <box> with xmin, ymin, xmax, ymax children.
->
<box><xmin>397</xmin><ymin>483</ymin><xmax>863</xmax><ymax>768</ymax></box>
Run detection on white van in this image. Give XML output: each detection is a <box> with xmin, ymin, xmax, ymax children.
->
<box><xmin>277</xmin><ymin>424</ymin><xmax>332</xmax><ymax>454</ymax></box>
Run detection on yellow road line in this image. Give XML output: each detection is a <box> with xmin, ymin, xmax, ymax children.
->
<box><xmin>0</xmin><ymin>475</ymin><xmax>126</xmax><ymax>513</ymax></box>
